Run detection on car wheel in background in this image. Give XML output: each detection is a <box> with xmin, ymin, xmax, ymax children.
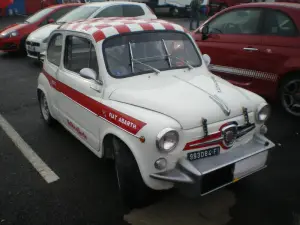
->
<box><xmin>170</xmin><ymin>7</ymin><xmax>180</xmax><ymax>17</ymax></box>
<box><xmin>279</xmin><ymin>74</ymin><xmax>300</xmax><ymax>117</ymax></box>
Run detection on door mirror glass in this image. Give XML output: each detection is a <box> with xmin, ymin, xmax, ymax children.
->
<box><xmin>48</xmin><ymin>18</ymin><xmax>55</xmax><ymax>24</ymax></box>
<box><xmin>203</xmin><ymin>54</ymin><xmax>211</xmax><ymax>66</ymax></box>
<box><xmin>79</xmin><ymin>68</ymin><xmax>97</xmax><ymax>80</ymax></box>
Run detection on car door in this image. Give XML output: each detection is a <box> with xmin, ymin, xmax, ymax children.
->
<box><xmin>259</xmin><ymin>8</ymin><xmax>300</xmax><ymax>96</ymax></box>
<box><xmin>194</xmin><ymin>8</ymin><xmax>264</xmax><ymax>91</ymax></box>
<box><xmin>56</xmin><ymin>34</ymin><xmax>102</xmax><ymax>151</ymax></box>
<box><xmin>43</xmin><ymin>32</ymin><xmax>64</xmax><ymax>118</ymax></box>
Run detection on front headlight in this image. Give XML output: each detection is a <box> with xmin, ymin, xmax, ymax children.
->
<box><xmin>43</xmin><ymin>37</ymin><xmax>49</xmax><ymax>43</ymax></box>
<box><xmin>156</xmin><ymin>128</ymin><xmax>179</xmax><ymax>152</ymax></box>
<box><xmin>0</xmin><ymin>30</ymin><xmax>18</xmax><ymax>38</ymax></box>
<box><xmin>256</xmin><ymin>103</ymin><xmax>271</xmax><ymax>123</ymax></box>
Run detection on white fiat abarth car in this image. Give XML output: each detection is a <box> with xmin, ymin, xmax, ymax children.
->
<box><xmin>38</xmin><ymin>17</ymin><xmax>275</xmax><ymax>207</ymax></box>
<box><xmin>26</xmin><ymin>1</ymin><xmax>156</xmax><ymax>60</ymax></box>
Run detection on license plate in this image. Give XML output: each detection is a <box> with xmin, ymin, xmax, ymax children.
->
<box><xmin>187</xmin><ymin>147</ymin><xmax>220</xmax><ymax>161</ymax></box>
<box><xmin>27</xmin><ymin>45</ymin><xmax>35</xmax><ymax>52</ymax></box>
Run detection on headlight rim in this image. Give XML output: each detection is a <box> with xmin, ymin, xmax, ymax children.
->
<box><xmin>256</xmin><ymin>102</ymin><xmax>271</xmax><ymax>123</ymax></box>
<box><xmin>156</xmin><ymin>128</ymin><xmax>179</xmax><ymax>153</ymax></box>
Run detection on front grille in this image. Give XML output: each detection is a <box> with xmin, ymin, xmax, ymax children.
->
<box><xmin>26</xmin><ymin>41</ymin><xmax>40</xmax><ymax>47</ymax></box>
<box><xmin>28</xmin><ymin>50</ymin><xmax>39</xmax><ymax>57</ymax></box>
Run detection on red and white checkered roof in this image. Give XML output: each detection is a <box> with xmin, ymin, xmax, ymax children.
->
<box><xmin>59</xmin><ymin>17</ymin><xmax>187</xmax><ymax>42</ymax></box>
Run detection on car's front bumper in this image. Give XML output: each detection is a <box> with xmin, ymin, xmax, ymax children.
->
<box><xmin>26</xmin><ymin>40</ymin><xmax>46</xmax><ymax>60</ymax></box>
<box><xmin>150</xmin><ymin>134</ymin><xmax>275</xmax><ymax>196</ymax></box>
<box><xmin>0</xmin><ymin>37</ymin><xmax>20</xmax><ymax>52</ymax></box>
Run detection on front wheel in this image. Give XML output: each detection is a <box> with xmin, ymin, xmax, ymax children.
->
<box><xmin>280</xmin><ymin>75</ymin><xmax>300</xmax><ymax>116</ymax></box>
<box><xmin>170</xmin><ymin>7</ymin><xmax>180</xmax><ymax>17</ymax></box>
<box><xmin>113</xmin><ymin>139</ymin><xmax>155</xmax><ymax>209</ymax></box>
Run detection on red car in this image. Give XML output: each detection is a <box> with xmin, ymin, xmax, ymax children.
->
<box><xmin>192</xmin><ymin>2</ymin><xmax>300</xmax><ymax>116</ymax></box>
<box><xmin>0</xmin><ymin>3</ymin><xmax>81</xmax><ymax>53</ymax></box>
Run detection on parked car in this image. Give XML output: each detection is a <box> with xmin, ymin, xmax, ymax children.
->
<box><xmin>192</xmin><ymin>2</ymin><xmax>300</xmax><ymax>116</ymax></box>
<box><xmin>26</xmin><ymin>1</ymin><xmax>157</xmax><ymax>60</ymax></box>
<box><xmin>38</xmin><ymin>17</ymin><xmax>274</xmax><ymax>207</ymax></box>
<box><xmin>0</xmin><ymin>3</ymin><xmax>81</xmax><ymax>53</ymax></box>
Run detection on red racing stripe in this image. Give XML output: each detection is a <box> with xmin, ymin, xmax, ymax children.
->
<box><xmin>42</xmin><ymin>69</ymin><xmax>146</xmax><ymax>135</ymax></box>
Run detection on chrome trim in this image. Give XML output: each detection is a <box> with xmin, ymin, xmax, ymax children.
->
<box><xmin>210</xmin><ymin>75</ymin><xmax>222</xmax><ymax>93</ymax></box>
<box><xmin>156</xmin><ymin>128</ymin><xmax>179</xmax><ymax>152</ymax></box>
<box><xmin>256</xmin><ymin>102</ymin><xmax>270</xmax><ymax>123</ymax></box>
<box><xmin>243</xmin><ymin>47</ymin><xmax>258</xmax><ymax>51</ymax></box>
<box><xmin>201</xmin><ymin>165</ymin><xmax>267</xmax><ymax>196</ymax></box>
<box><xmin>61</xmin><ymin>93</ymin><xmax>141</xmax><ymax>139</ymax></box>
<box><xmin>210</xmin><ymin>94</ymin><xmax>231</xmax><ymax>116</ymax></box>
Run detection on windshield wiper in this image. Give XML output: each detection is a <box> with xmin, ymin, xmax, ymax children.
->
<box><xmin>128</xmin><ymin>42</ymin><xmax>160</xmax><ymax>74</ymax></box>
<box><xmin>161</xmin><ymin>39</ymin><xmax>194</xmax><ymax>70</ymax></box>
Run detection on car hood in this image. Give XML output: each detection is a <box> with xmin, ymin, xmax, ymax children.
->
<box><xmin>0</xmin><ymin>23</ymin><xmax>28</xmax><ymax>34</ymax></box>
<box><xmin>109</xmin><ymin>70</ymin><xmax>257</xmax><ymax>130</ymax></box>
<box><xmin>28</xmin><ymin>24</ymin><xmax>59</xmax><ymax>40</ymax></box>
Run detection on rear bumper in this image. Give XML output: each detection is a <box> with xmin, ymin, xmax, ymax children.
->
<box><xmin>150</xmin><ymin>134</ymin><xmax>275</xmax><ymax>196</ymax></box>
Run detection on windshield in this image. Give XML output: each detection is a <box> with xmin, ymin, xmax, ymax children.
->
<box><xmin>103</xmin><ymin>31</ymin><xmax>202</xmax><ymax>78</ymax></box>
<box><xmin>57</xmin><ymin>6</ymin><xmax>99</xmax><ymax>23</ymax></box>
<box><xmin>25</xmin><ymin>8</ymin><xmax>54</xmax><ymax>23</ymax></box>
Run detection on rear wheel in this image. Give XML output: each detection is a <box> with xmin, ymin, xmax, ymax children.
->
<box><xmin>170</xmin><ymin>7</ymin><xmax>180</xmax><ymax>17</ymax></box>
<box><xmin>279</xmin><ymin>74</ymin><xmax>300</xmax><ymax>116</ymax></box>
<box><xmin>38</xmin><ymin>91</ymin><xmax>56</xmax><ymax>126</ymax></box>
<box><xmin>113</xmin><ymin>138</ymin><xmax>155</xmax><ymax>209</ymax></box>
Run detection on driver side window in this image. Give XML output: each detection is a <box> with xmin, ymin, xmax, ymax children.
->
<box><xmin>208</xmin><ymin>9</ymin><xmax>262</xmax><ymax>35</ymax></box>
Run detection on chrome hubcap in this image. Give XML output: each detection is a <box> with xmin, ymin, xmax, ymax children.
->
<box><xmin>41</xmin><ymin>94</ymin><xmax>50</xmax><ymax>121</ymax></box>
<box><xmin>282</xmin><ymin>80</ymin><xmax>300</xmax><ymax>116</ymax></box>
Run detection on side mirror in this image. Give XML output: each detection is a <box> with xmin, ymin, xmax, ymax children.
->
<box><xmin>48</xmin><ymin>18</ymin><xmax>55</xmax><ymax>24</ymax></box>
<box><xmin>203</xmin><ymin>54</ymin><xmax>211</xmax><ymax>66</ymax></box>
<box><xmin>79</xmin><ymin>68</ymin><xmax>97</xmax><ymax>80</ymax></box>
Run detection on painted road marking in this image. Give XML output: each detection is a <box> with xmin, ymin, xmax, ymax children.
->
<box><xmin>0</xmin><ymin>114</ymin><xmax>59</xmax><ymax>183</ymax></box>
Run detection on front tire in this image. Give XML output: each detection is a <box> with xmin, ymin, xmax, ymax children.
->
<box><xmin>170</xmin><ymin>7</ymin><xmax>180</xmax><ymax>17</ymax></box>
<box><xmin>113</xmin><ymin>139</ymin><xmax>155</xmax><ymax>209</ymax></box>
<box><xmin>38</xmin><ymin>91</ymin><xmax>56</xmax><ymax>126</ymax></box>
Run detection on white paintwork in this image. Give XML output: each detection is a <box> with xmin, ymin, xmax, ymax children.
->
<box><xmin>26</xmin><ymin>1</ymin><xmax>156</xmax><ymax>59</ymax></box>
<box><xmin>0</xmin><ymin>114</ymin><xmax>59</xmax><ymax>183</ymax></box>
<box><xmin>38</xmin><ymin>22</ymin><xmax>272</xmax><ymax>191</ymax></box>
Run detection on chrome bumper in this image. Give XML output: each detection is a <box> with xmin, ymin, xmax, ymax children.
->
<box><xmin>150</xmin><ymin>134</ymin><xmax>275</xmax><ymax>196</ymax></box>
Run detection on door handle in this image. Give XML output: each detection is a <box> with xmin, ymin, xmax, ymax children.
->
<box><xmin>243</xmin><ymin>47</ymin><xmax>258</xmax><ymax>51</ymax></box>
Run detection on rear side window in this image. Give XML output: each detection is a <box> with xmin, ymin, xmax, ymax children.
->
<box><xmin>123</xmin><ymin>5</ymin><xmax>145</xmax><ymax>17</ymax></box>
<box><xmin>96</xmin><ymin>5</ymin><xmax>123</xmax><ymax>17</ymax></box>
<box><xmin>263</xmin><ymin>9</ymin><xmax>298</xmax><ymax>36</ymax></box>
<box><xmin>64</xmin><ymin>36</ymin><xmax>99</xmax><ymax>75</ymax></box>
<box><xmin>47</xmin><ymin>34</ymin><xmax>63</xmax><ymax>66</ymax></box>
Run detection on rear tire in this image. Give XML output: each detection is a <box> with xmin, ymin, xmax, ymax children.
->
<box><xmin>113</xmin><ymin>138</ymin><xmax>155</xmax><ymax>209</ymax></box>
<box><xmin>170</xmin><ymin>7</ymin><xmax>180</xmax><ymax>17</ymax></box>
<box><xmin>38</xmin><ymin>91</ymin><xmax>56</xmax><ymax>126</ymax></box>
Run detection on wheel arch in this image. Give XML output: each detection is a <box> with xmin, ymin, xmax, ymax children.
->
<box><xmin>277</xmin><ymin>70</ymin><xmax>300</xmax><ymax>91</ymax></box>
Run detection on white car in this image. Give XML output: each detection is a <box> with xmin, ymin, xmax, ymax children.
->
<box><xmin>26</xmin><ymin>1</ymin><xmax>156</xmax><ymax>60</ymax></box>
<box><xmin>37</xmin><ymin>17</ymin><xmax>275</xmax><ymax>207</ymax></box>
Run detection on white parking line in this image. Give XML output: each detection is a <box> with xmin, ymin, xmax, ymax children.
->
<box><xmin>0</xmin><ymin>114</ymin><xmax>59</xmax><ymax>184</ymax></box>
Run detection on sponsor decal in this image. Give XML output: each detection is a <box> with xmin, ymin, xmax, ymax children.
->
<box><xmin>42</xmin><ymin>69</ymin><xmax>146</xmax><ymax>135</ymax></box>
<box><xmin>67</xmin><ymin>119</ymin><xmax>87</xmax><ymax>140</ymax></box>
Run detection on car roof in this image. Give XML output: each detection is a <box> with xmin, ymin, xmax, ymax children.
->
<box><xmin>84</xmin><ymin>1</ymin><xmax>146</xmax><ymax>7</ymax></box>
<box><xmin>59</xmin><ymin>17</ymin><xmax>186</xmax><ymax>42</ymax></box>
<box><xmin>233</xmin><ymin>2</ymin><xmax>300</xmax><ymax>10</ymax></box>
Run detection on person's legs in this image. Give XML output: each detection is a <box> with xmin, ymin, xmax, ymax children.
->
<box><xmin>196</xmin><ymin>11</ymin><xmax>201</xmax><ymax>28</ymax></box>
<box><xmin>190</xmin><ymin>11</ymin><xmax>196</xmax><ymax>30</ymax></box>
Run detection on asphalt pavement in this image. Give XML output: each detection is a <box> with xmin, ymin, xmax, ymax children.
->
<box><xmin>1</xmin><ymin>16</ymin><xmax>300</xmax><ymax>225</ymax></box>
